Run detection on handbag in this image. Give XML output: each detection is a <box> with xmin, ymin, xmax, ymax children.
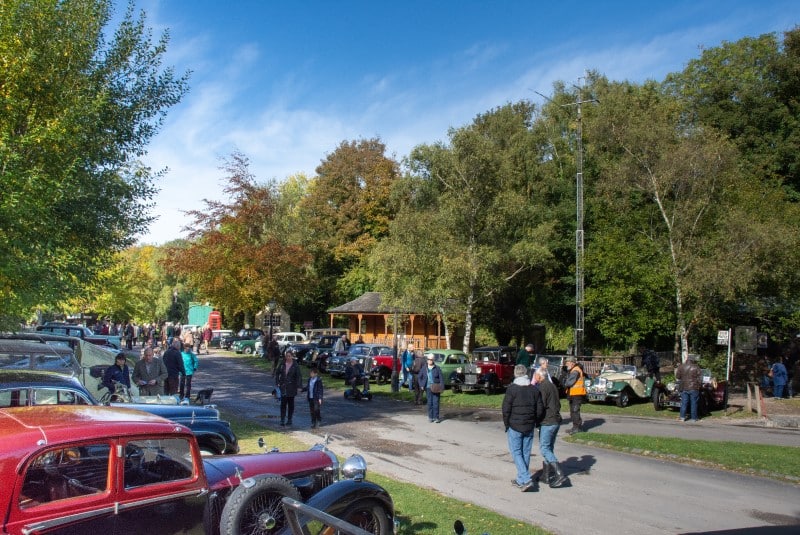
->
<box><xmin>430</xmin><ymin>382</ymin><xmax>444</xmax><ymax>394</ymax></box>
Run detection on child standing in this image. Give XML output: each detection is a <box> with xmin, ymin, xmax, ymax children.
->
<box><xmin>306</xmin><ymin>366</ymin><xmax>324</xmax><ymax>428</ymax></box>
<box><xmin>180</xmin><ymin>343</ymin><xmax>198</xmax><ymax>402</ymax></box>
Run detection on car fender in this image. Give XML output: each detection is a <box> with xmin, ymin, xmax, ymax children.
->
<box><xmin>276</xmin><ymin>479</ymin><xmax>393</xmax><ymax>534</ymax></box>
<box><xmin>185</xmin><ymin>422</ymin><xmax>239</xmax><ymax>454</ymax></box>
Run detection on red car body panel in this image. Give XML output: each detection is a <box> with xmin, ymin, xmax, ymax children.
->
<box><xmin>203</xmin><ymin>450</ymin><xmax>334</xmax><ymax>489</ymax></box>
<box><xmin>0</xmin><ymin>406</ymin><xmax>340</xmax><ymax>535</ymax></box>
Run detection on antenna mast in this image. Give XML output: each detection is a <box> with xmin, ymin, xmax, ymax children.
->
<box><xmin>564</xmin><ymin>77</ymin><xmax>596</xmax><ymax>358</ymax></box>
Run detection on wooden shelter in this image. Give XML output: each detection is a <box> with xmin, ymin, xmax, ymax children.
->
<box><xmin>327</xmin><ymin>292</ymin><xmax>453</xmax><ymax>349</ymax></box>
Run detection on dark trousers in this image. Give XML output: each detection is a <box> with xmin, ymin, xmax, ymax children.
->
<box><xmin>280</xmin><ymin>396</ymin><xmax>295</xmax><ymax>423</ymax></box>
<box><xmin>165</xmin><ymin>376</ymin><xmax>180</xmax><ymax>396</ymax></box>
<box><xmin>308</xmin><ymin>398</ymin><xmax>322</xmax><ymax>425</ymax></box>
<box><xmin>179</xmin><ymin>374</ymin><xmax>193</xmax><ymax>400</ymax></box>
<box><xmin>568</xmin><ymin>395</ymin><xmax>583</xmax><ymax>428</ymax></box>
<box><xmin>412</xmin><ymin>376</ymin><xmax>423</xmax><ymax>404</ymax></box>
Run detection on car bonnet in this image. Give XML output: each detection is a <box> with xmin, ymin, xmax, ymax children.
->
<box><xmin>202</xmin><ymin>449</ymin><xmax>334</xmax><ymax>489</ymax></box>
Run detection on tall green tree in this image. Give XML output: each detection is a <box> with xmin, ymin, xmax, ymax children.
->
<box><xmin>298</xmin><ymin>138</ymin><xmax>400</xmax><ymax>307</ymax></box>
<box><xmin>374</xmin><ymin>103</ymin><xmax>565</xmax><ymax>352</ymax></box>
<box><xmin>584</xmin><ymin>77</ymin><xmax>799</xmax><ymax>359</ymax></box>
<box><xmin>663</xmin><ymin>27</ymin><xmax>800</xmax><ymax>198</ymax></box>
<box><xmin>0</xmin><ymin>0</ymin><xmax>188</xmax><ymax>324</ymax></box>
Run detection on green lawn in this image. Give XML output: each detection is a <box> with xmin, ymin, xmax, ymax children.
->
<box><xmin>565</xmin><ymin>432</ymin><xmax>800</xmax><ymax>483</ymax></box>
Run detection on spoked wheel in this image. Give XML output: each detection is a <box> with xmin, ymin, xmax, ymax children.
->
<box><xmin>329</xmin><ymin>499</ymin><xmax>391</xmax><ymax>535</ymax></box>
<box><xmin>220</xmin><ymin>475</ymin><xmax>301</xmax><ymax>535</ymax></box>
<box><xmin>616</xmin><ymin>389</ymin><xmax>630</xmax><ymax>408</ymax></box>
<box><xmin>652</xmin><ymin>389</ymin><xmax>666</xmax><ymax>411</ymax></box>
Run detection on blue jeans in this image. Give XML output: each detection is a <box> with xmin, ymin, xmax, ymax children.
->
<box><xmin>426</xmin><ymin>388</ymin><xmax>440</xmax><ymax>421</ymax></box>
<box><xmin>538</xmin><ymin>424</ymin><xmax>559</xmax><ymax>464</ymax></box>
<box><xmin>680</xmin><ymin>390</ymin><xmax>699</xmax><ymax>421</ymax></box>
<box><xmin>507</xmin><ymin>427</ymin><xmax>534</xmax><ymax>485</ymax></box>
<box><xmin>773</xmin><ymin>383</ymin><xmax>785</xmax><ymax>398</ymax></box>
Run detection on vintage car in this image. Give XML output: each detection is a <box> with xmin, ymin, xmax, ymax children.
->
<box><xmin>0</xmin><ymin>405</ymin><xmax>394</xmax><ymax>535</ymax></box>
<box><xmin>0</xmin><ymin>370</ymin><xmax>239</xmax><ymax>455</ymax></box>
<box><xmin>208</xmin><ymin>329</ymin><xmax>233</xmax><ymax>349</ymax></box>
<box><xmin>232</xmin><ymin>337</ymin><xmax>259</xmax><ymax>355</ymax></box>
<box><xmin>652</xmin><ymin>368</ymin><xmax>728</xmax><ymax>415</ymax></box>
<box><xmin>220</xmin><ymin>328</ymin><xmax>264</xmax><ymax>350</ymax></box>
<box><xmin>328</xmin><ymin>344</ymin><xmax>391</xmax><ymax>378</ymax></box>
<box><xmin>533</xmin><ymin>355</ymin><xmax>568</xmax><ymax>391</ymax></box>
<box><xmin>35</xmin><ymin>322</ymin><xmax>121</xmax><ymax>350</ymax></box>
<box><xmin>424</xmin><ymin>349</ymin><xmax>470</xmax><ymax>390</ymax></box>
<box><xmin>366</xmin><ymin>349</ymin><xmax>402</xmax><ymax>384</ymax></box>
<box><xmin>458</xmin><ymin>346</ymin><xmax>517</xmax><ymax>394</ymax></box>
<box><xmin>301</xmin><ymin>336</ymin><xmax>341</xmax><ymax>373</ymax></box>
<box><xmin>585</xmin><ymin>363</ymin><xmax>657</xmax><ymax>407</ymax></box>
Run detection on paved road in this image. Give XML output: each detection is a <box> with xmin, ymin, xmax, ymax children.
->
<box><xmin>194</xmin><ymin>352</ymin><xmax>800</xmax><ymax>535</ymax></box>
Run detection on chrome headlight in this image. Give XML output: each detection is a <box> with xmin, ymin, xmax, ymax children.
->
<box><xmin>475</xmin><ymin>366</ymin><xmax>482</xmax><ymax>373</ymax></box>
<box><xmin>666</xmin><ymin>382</ymin><xmax>677</xmax><ymax>392</ymax></box>
<box><xmin>341</xmin><ymin>454</ymin><xmax>367</xmax><ymax>481</ymax></box>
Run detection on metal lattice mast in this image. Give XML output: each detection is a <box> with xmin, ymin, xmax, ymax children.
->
<box><xmin>564</xmin><ymin>78</ymin><xmax>596</xmax><ymax>358</ymax></box>
<box><xmin>575</xmin><ymin>93</ymin><xmax>585</xmax><ymax>358</ymax></box>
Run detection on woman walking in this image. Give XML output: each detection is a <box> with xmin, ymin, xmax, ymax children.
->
<box><xmin>418</xmin><ymin>353</ymin><xmax>445</xmax><ymax>423</ymax></box>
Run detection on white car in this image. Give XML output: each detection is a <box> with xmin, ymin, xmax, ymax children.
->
<box><xmin>274</xmin><ymin>332</ymin><xmax>307</xmax><ymax>353</ymax></box>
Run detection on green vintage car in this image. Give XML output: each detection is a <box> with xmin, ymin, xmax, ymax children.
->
<box><xmin>424</xmin><ymin>349</ymin><xmax>470</xmax><ymax>390</ymax></box>
<box><xmin>232</xmin><ymin>337</ymin><xmax>259</xmax><ymax>355</ymax></box>
<box><xmin>585</xmin><ymin>363</ymin><xmax>658</xmax><ymax>407</ymax></box>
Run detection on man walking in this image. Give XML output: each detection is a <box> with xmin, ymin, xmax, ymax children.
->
<box><xmin>502</xmin><ymin>364</ymin><xmax>537</xmax><ymax>492</ymax></box>
<box><xmin>401</xmin><ymin>343</ymin><xmax>415</xmax><ymax>390</ymax></box>
<box><xmin>675</xmin><ymin>354</ymin><xmax>702</xmax><ymax>422</ymax></box>
<box><xmin>563</xmin><ymin>356</ymin><xmax>586</xmax><ymax>434</ymax></box>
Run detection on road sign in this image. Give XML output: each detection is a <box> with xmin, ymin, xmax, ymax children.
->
<box><xmin>717</xmin><ymin>330</ymin><xmax>729</xmax><ymax>345</ymax></box>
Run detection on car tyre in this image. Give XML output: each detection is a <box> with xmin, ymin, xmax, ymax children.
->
<box><xmin>244</xmin><ymin>346</ymin><xmax>253</xmax><ymax>355</ymax></box>
<box><xmin>377</xmin><ymin>369</ymin><xmax>390</xmax><ymax>385</ymax></box>
<box><xmin>335</xmin><ymin>498</ymin><xmax>391</xmax><ymax>535</ymax></box>
<box><xmin>220</xmin><ymin>474</ymin><xmax>301</xmax><ymax>535</ymax></box>
<box><xmin>616</xmin><ymin>389</ymin><xmax>631</xmax><ymax>408</ymax></box>
<box><xmin>652</xmin><ymin>388</ymin><xmax>665</xmax><ymax>411</ymax></box>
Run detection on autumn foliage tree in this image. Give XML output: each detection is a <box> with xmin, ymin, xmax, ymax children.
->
<box><xmin>164</xmin><ymin>152</ymin><xmax>311</xmax><ymax>324</ymax></box>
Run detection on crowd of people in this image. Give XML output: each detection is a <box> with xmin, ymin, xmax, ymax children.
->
<box><xmin>96</xmin><ymin>323</ymin><xmax>213</xmax><ymax>403</ymax></box>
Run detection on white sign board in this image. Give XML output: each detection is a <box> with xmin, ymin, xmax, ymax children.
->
<box><xmin>717</xmin><ymin>330</ymin><xmax>729</xmax><ymax>345</ymax></box>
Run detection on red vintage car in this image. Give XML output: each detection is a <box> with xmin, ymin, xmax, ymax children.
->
<box><xmin>458</xmin><ymin>346</ymin><xmax>517</xmax><ymax>394</ymax></box>
<box><xmin>366</xmin><ymin>350</ymin><xmax>402</xmax><ymax>385</ymax></box>
<box><xmin>0</xmin><ymin>405</ymin><xmax>394</xmax><ymax>535</ymax></box>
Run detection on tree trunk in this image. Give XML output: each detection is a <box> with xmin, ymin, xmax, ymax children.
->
<box><xmin>461</xmin><ymin>289</ymin><xmax>476</xmax><ymax>354</ymax></box>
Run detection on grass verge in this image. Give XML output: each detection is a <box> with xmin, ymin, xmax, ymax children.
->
<box><xmin>566</xmin><ymin>432</ymin><xmax>800</xmax><ymax>483</ymax></box>
<box><xmin>224</xmin><ymin>412</ymin><xmax>550</xmax><ymax>535</ymax></box>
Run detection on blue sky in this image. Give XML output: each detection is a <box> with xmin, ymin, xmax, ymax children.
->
<box><xmin>133</xmin><ymin>0</ymin><xmax>798</xmax><ymax>244</ymax></box>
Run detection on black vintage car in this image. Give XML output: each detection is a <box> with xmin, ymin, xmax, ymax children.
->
<box><xmin>0</xmin><ymin>369</ymin><xmax>239</xmax><ymax>455</ymax></box>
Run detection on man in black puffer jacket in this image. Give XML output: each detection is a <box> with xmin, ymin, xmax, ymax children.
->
<box><xmin>502</xmin><ymin>364</ymin><xmax>538</xmax><ymax>492</ymax></box>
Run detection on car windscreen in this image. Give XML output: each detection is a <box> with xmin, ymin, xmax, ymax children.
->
<box><xmin>0</xmin><ymin>340</ymin><xmax>80</xmax><ymax>375</ymax></box>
